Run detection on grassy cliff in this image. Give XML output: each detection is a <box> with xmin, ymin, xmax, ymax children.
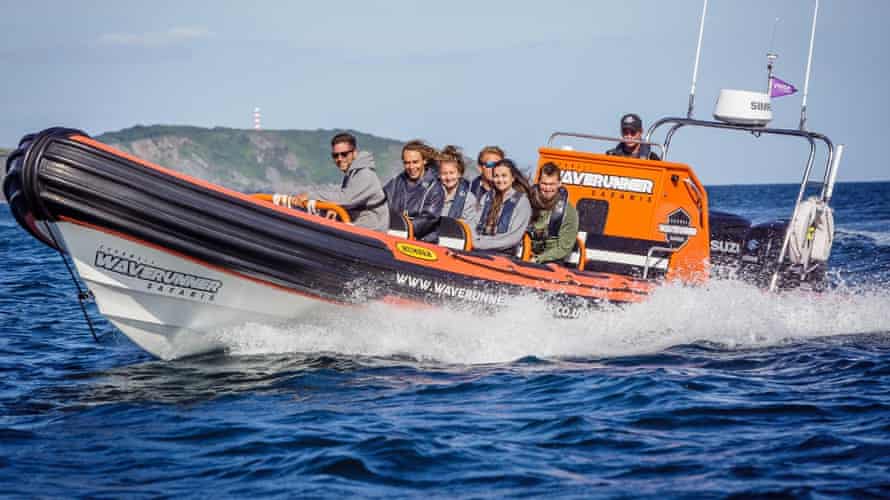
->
<box><xmin>95</xmin><ymin>126</ymin><xmax>406</xmax><ymax>193</ymax></box>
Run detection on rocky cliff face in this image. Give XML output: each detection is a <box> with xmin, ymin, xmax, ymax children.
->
<box><xmin>95</xmin><ymin>126</ymin><xmax>407</xmax><ymax>193</ymax></box>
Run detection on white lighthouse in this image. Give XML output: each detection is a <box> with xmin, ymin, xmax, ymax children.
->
<box><xmin>253</xmin><ymin>107</ymin><xmax>262</xmax><ymax>131</ymax></box>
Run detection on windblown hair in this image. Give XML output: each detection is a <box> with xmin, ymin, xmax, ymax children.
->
<box><xmin>402</xmin><ymin>139</ymin><xmax>438</xmax><ymax>162</ymax></box>
<box><xmin>331</xmin><ymin>132</ymin><xmax>357</xmax><ymax>149</ymax></box>
<box><xmin>483</xmin><ymin>159</ymin><xmax>531</xmax><ymax>235</ymax></box>
<box><xmin>476</xmin><ymin>145</ymin><xmax>505</xmax><ymax>165</ymax></box>
<box><xmin>437</xmin><ymin>145</ymin><xmax>466</xmax><ymax>175</ymax></box>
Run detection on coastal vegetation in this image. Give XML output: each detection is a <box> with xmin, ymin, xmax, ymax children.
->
<box><xmin>96</xmin><ymin>125</ymin><xmax>407</xmax><ymax>193</ymax></box>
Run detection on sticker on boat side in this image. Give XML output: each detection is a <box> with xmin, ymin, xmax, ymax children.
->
<box><xmin>93</xmin><ymin>247</ymin><xmax>222</xmax><ymax>302</ymax></box>
<box><xmin>395</xmin><ymin>242</ymin><xmax>438</xmax><ymax>261</ymax></box>
<box><xmin>658</xmin><ymin>208</ymin><xmax>698</xmax><ymax>247</ymax></box>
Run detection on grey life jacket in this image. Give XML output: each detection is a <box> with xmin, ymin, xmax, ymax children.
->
<box><xmin>477</xmin><ymin>190</ymin><xmax>524</xmax><ymax>235</ymax></box>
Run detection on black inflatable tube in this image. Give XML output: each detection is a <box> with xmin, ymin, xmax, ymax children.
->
<box><xmin>6</xmin><ymin>129</ymin><xmax>569</xmax><ymax>305</ymax></box>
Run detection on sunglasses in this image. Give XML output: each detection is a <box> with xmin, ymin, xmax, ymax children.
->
<box><xmin>622</xmin><ymin>129</ymin><xmax>640</xmax><ymax>136</ymax></box>
<box><xmin>479</xmin><ymin>160</ymin><xmax>499</xmax><ymax>169</ymax></box>
<box><xmin>331</xmin><ymin>150</ymin><xmax>354</xmax><ymax>159</ymax></box>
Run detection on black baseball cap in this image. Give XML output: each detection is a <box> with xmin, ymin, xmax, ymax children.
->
<box><xmin>620</xmin><ymin>113</ymin><xmax>643</xmax><ymax>132</ymax></box>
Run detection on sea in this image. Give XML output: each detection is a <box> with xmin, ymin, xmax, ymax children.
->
<box><xmin>1</xmin><ymin>182</ymin><xmax>889</xmax><ymax>499</ymax></box>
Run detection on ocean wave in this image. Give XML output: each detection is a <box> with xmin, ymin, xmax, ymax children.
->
<box><xmin>835</xmin><ymin>227</ymin><xmax>890</xmax><ymax>247</ymax></box>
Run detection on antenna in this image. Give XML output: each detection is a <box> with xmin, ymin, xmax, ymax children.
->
<box><xmin>253</xmin><ymin>107</ymin><xmax>262</xmax><ymax>131</ymax></box>
<box><xmin>766</xmin><ymin>52</ymin><xmax>777</xmax><ymax>98</ymax></box>
<box><xmin>766</xmin><ymin>17</ymin><xmax>780</xmax><ymax>98</ymax></box>
<box><xmin>687</xmin><ymin>0</ymin><xmax>709</xmax><ymax>118</ymax></box>
<box><xmin>768</xmin><ymin>17</ymin><xmax>780</xmax><ymax>53</ymax></box>
<box><xmin>800</xmin><ymin>0</ymin><xmax>819</xmax><ymax>130</ymax></box>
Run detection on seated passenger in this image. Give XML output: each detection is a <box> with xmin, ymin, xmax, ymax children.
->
<box><xmin>294</xmin><ymin>132</ymin><xmax>389</xmax><ymax>231</ymax></box>
<box><xmin>469</xmin><ymin>146</ymin><xmax>505</xmax><ymax>200</ymax></box>
<box><xmin>528</xmin><ymin>163</ymin><xmax>579</xmax><ymax>264</ymax></box>
<box><xmin>384</xmin><ymin>141</ymin><xmax>444</xmax><ymax>242</ymax></box>
<box><xmin>606</xmin><ymin>113</ymin><xmax>661</xmax><ymax>160</ymax></box>
<box><xmin>405</xmin><ymin>139</ymin><xmax>441</xmax><ymax>176</ymax></box>
<box><xmin>473</xmin><ymin>159</ymin><xmax>532</xmax><ymax>253</ymax></box>
<box><xmin>437</xmin><ymin>145</ymin><xmax>479</xmax><ymax>224</ymax></box>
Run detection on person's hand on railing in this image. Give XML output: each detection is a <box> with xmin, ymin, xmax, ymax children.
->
<box><xmin>291</xmin><ymin>194</ymin><xmax>309</xmax><ymax>207</ymax></box>
<box><xmin>251</xmin><ymin>193</ymin><xmax>351</xmax><ymax>223</ymax></box>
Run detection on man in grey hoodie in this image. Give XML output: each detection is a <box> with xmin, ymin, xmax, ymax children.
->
<box><xmin>294</xmin><ymin>133</ymin><xmax>389</xmax><ymax>232</ymax></box>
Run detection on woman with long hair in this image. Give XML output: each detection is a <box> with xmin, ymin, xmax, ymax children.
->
<box><xmin>472</xmin><ymin>159</ymin><xmax>532</xmax><ymax>252</ymax></box>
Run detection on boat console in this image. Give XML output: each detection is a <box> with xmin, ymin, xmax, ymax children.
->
<box><xmin>534</xmin><ymin>115</ymin><xmax>840</xmax><ymax>291</ymax></box>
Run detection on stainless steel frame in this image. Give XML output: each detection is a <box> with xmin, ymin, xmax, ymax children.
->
<box><xmin>644</xmin><ymin>117</ymin><xmax>841</xmax><ymax>291</ymax></box>
<box><xmin>544</xmin><ymin>117</ymin><xmax>843</xmax><ymax>291</ymax></box>
<box><xmin>547</xmin><ymin>132</ymin><xmax>666</xmax><ymax>158</ymax></box>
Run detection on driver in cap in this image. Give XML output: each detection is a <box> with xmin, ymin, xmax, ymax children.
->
<box><xmin>606</xmin><ymin>113</ymin><xmax>661</xmax><ymax>160</ymax></box>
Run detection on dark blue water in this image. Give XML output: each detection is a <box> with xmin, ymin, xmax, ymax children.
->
<box><xmin>2</xmin><ymin>182</ymin><xmax>889</xmax><ymax>498</ymax></box>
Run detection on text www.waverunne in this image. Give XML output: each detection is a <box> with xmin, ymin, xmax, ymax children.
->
<box><xmin>394</xmin><ymin>272</ymin><xmax>505</xmax><ymax>305</ymax></box>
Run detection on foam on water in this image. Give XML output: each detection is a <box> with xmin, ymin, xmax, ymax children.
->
<box><xmin>836</xmin><ymin>227</ymin><xmax>890</xmax><ymax>247</ymax></box>
<box><xmin>214</xmin><ymin>280</ymin><xmax>890</xmax><ymax>364</ymax></box>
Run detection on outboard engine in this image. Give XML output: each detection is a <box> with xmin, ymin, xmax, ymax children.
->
<box><xmin>737</xmin><ymin>220</ymin><xmax>789</xmax><ymax>288</ymax></box>
<box><xmin>708</xmin><ymin>210</ymin><xmax>751</xmax><ymax>280</ymax></box>
<box><xmin>708</xmin><ymin>204</ymin><xmax>834</xmax><ymax>291</ymax></box>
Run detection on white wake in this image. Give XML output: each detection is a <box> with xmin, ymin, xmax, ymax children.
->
<box><xmin>213</xmin><ymin>280</ymin><xmax>890</xmax><ymax>364</ymax></box>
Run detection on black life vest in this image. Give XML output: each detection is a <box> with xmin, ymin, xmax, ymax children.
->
<box><xmin>388</xmin><ymin>170</ymin><xmax>437</xmax><ymax>217</ymax></box>
<box><xmin>417</xmin><ymin>177</ymin><xmax>438</xmax><ymax>213</ymax></box>
<box><xmin>530</xmin><ymin>186</ymin><xmax>569</xmax><ymax>238</ymax></box>
<box><xmin>469</xmin><ymin>176</ymin><xmax>490</xmax><ymax>200</ymax></box>
<box><xmin>447</xmin><ymin>179</ymin><xmax>470</xmax><ymax>219</ymax></box>
<box><xmin>606</xmin><ymin>143</ymin><xmax>660</xmax><ymax>160</ymax></box>
<box><xmin>477</xmin><ymin>190</ymin><xmax>523</xmax><ymax>236</ymax></box>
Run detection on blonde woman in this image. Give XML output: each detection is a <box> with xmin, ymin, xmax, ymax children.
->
<box><xmin>437</xmin><ymin>145</ymin><xmax>478</xmax><ymax>224</ymax></box>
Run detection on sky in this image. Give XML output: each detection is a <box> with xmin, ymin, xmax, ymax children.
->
<box><xmin>1</xmin><ymin>0</ymin><xmax>887</xmax><ymax>185</ymax></box>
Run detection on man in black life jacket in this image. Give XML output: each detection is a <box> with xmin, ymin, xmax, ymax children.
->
<box><xmin>606</xmin><ymin>113</ymin><xmax>661</xmax><ymax>160</ymax></box>
<box><xmin>528</xmin><ymin>162</ymin><xmax>579</xmax><ymax>264</ymax></box>
<box><xmin>384</xmin><ymin>143</ymin><xmax>445</xmax><ymax>242</ymax></box>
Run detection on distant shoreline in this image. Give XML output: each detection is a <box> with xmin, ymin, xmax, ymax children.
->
<box><xmin>1</xmin><ymin>141</ymin><xmax>888</xmax><ymax>191</ymax></box>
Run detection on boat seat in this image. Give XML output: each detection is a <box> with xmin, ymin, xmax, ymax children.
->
<box><xmin>387</xmin><ymin>211</ymin><xmax>415</xmax><ymax>240</ymax></box>
<box><xmin>514</xmin><ymin>233</ymin><xmax>533</xmax><ymax>261</ymax></box>
<box><xmin>565</xmin><ymin>231</ymin><xmax>588</xmax><ymax>270</ymax></box>
<box><xmin>564</xmin><ymin>232</ymin><xmax>588</xmax><ymax>270</ymax></box>
<box><xmin>514</xmin><ymin>232</ymin><xmax>586</xmax><ymax>266</ymax></box>
<box><xmin>437</xmin><ymin>217</ymin><xmax>473</xmax><ymax>251</ymax></box>
<box><xmin>567</xmin><ymin>231</ymin><xmax>671</xmax><ymax>278</ymax></box>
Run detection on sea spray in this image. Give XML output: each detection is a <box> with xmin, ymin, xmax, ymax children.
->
<box><xmin>213</xmin><ymin>279</ymin><xmax>890</xmax><ymax>364</ymax></box>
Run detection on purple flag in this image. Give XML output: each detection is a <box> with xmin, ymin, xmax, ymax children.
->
<box><xmin>770</xmin><ymin>76</ymin><xmax>798</xmax><ymax>98</ymax></box>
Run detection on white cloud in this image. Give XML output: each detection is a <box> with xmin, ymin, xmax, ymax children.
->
<box><xmin>98</xmin><ymin>26</ymin><xmax>213</xmax><ymax>48</ymax></box>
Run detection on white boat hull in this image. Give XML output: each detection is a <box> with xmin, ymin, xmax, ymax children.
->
<box><xmin>56</xmin><ymin>221</ymin><xmax>334</xmax><ymax>359</ymax></box>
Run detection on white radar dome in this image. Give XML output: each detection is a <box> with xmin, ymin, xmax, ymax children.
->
<box><xmin>713</xmin><ymin>89</ymin><xmax>772</xmax><ymax>126</ymax></box>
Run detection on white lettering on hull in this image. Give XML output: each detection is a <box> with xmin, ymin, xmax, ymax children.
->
<box><xmin>395</xmin><ymin>272</ymin><xmax>506</xmax><ymax>306</ymax></box>
<box><xmin>560</xmin><ymin>171</ymin><xmax>654</xmax><ymax>194</ymax></box>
